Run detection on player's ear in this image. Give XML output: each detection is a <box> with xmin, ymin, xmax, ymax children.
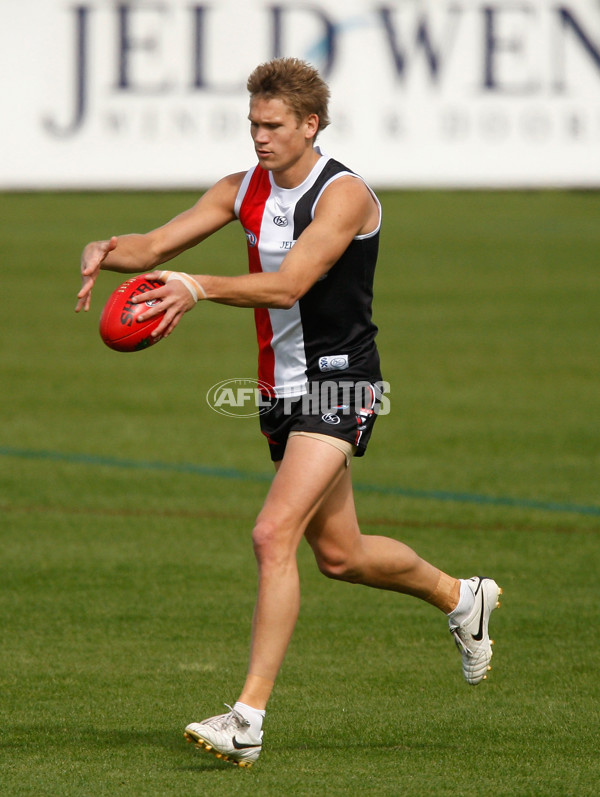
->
<box><xmin>304</xmin><ymin>113</ymin><xmax>319</xmax><ymax>141</ymax></box>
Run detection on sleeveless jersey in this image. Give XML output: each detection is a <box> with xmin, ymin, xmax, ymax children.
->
<box><xmin>234</xmin><ymin>153</ymin><xmax>382</xmax><ymax>397</ymax></box>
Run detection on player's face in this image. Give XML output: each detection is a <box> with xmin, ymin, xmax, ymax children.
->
<box><xmin>249</xmin><ymin>96</ymin><xmax>318</xmax><ymax>181</ymax></box>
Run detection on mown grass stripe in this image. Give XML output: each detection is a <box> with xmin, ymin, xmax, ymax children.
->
<box><xmin>1</xmin><ymin>445</ymin><xmax>598</xmax><ymax>517</ymax></box>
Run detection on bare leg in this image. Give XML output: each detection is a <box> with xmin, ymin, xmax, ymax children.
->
<box><xmin>238</xmin><ymin>435</ymin><xmax>347</xmax><ymax>709</ymax></box>
<box><xmin>304</xmin><ymin>464</ymin><xmax>460</xmax><ymax>611</ymax></box>
<box><xmin>238</xmin><ymin>437</ymin><xmax>460</xmax><ymax>710</ymax></box>
<box><xmin>185</xmin><ymin>441</ymin><xmax>479</xmax><ymax>764</ymax></box>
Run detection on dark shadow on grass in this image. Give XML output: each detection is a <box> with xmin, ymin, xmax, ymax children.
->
<box><xmin>2</xmin><ymin>723</ymin><xmax>254</xmax><ymax>773</ymax></box>
<box><xmin>2</xmin><ymin>724</ymin><xmax>178</xmax><ymax>751</ymax></box>
<box><xmin>279</xmin><ymin>739</ymin><xmax>454</xmax><ymax>753</ymax></box>
<box><xmin>98</xmin><ymin>729</ymin><xmax>454</xmax><ymax>757</ymax></box>
<box><xmin>2</xmin><ymin>722</ymin><xmax>452</xmax><ymax>769</ymax></box>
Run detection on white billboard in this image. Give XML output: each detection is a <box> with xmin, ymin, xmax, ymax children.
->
<box><xmin>2</xmin><ymin>0</ymin><xmax>600</xmax><ymax>188</ymax></box>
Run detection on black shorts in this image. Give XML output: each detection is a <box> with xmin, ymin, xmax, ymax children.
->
<box><xmin>259</xmin><ymin>380</ymin><xmax>384</xmax><ymax>462</ymax></box>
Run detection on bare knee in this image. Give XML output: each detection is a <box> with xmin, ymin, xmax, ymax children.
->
<box><xmin>313</xmin><ymin>544</ymin><xmax>362</xmax><ymax>583</ymax></box>
<box><xmin>252</xmin><ymin>517</ymin><xmax>279</xmax><ymax>563</ymax></box>
<box><xmin>252</xmin><ymin>516</ymin><xmax>297</xmax><ymax>570</ymax></box>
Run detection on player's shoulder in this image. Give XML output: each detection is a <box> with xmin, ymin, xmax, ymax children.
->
<box><xmin>313</xmin><ymin>161</ymin><xmax>380</xmax><ymax>233</ymax></box>
<box><xmin>316</xmin><ymin>170</ymin><xmax>376</xmax><ymax>212</ymax></box>
<box><xmin>196</xmin><ymin>171</ymin><xmax>246</xmax><ymax>212</ymax></box>
<box><xmin>324</xmin><ymin>171</ymin><xmax>368</xmax><ymax>193</ymax></box>
<box><xmin>318</xmin><ymin>158</ymin><xmax>373</xmax><ymax>198</ymax></box>
<box><xmin>213</xmin><ymin>171</ymin><xmax>247</xmax><ymax>194</ymax></box>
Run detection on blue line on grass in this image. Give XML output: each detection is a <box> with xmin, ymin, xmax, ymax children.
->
<box><xmin>1</xmin><ymin>445</ymin><xmax>599</xmax><ymax>517</ymax></box>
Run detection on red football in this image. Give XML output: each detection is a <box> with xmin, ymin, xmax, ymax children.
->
<box><xmin>99</xmin><ymin>275</ymin><xmax>165</xmax><ymax>352</ymax></box>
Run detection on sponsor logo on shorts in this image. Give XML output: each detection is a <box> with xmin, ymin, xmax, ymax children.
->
<box><xmin>319</xmin><ymin>354</ymin><xmax>349</xmax><ymax>373</ymax></box>
<box><xmin>321</xmin><ymin>413</ymin><xmax>341</xmax><ymax>424</ymax></box>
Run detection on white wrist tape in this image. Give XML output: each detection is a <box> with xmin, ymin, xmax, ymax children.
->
<box><xmin>160</xmin><ymin>270</ymin><xmax>207</xmax><ymax>302</ymax></box>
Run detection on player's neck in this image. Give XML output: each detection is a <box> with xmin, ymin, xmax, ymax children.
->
<box><xmin>271</xmin><ymin>147</ymin><xmax>321</xmax><ymax>190</ymax></box>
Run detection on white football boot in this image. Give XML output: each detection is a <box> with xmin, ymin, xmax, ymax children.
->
<box><xmin>449</xmin><ymin>576</ymin><xmax>502</xmax><ymax>685</ymax></box>
<box><xmin>184</xmin><ymin>705</ymin><xmax>263</xmax><ymax>768</ymax></box>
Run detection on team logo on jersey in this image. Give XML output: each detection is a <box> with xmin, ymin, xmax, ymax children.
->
<box><xmin>273</xmin><ymin>215</ymin><xmax>288</xmax><ymax>227</ymax></box>
<box><xmin>244</xmin><ymin>228</ymin><xmax>257</xmax><ymax>247</ymax></box>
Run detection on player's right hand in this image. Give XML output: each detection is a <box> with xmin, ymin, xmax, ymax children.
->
<box><xmin>76</xmin><ymin>236</ymin><xmax>117</xmax><ymax>313</ymax></box>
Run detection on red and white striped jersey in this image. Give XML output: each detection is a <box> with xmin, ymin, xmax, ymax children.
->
<box><xmin>234</xmin><ymin>152</ymin><xmax>382</xmax><ymax>397</ymax></box>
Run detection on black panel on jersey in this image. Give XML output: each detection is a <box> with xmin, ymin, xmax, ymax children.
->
<box><xmin>293</xmin><ymin>159</ymin><xmax>382</xmax><ymax>385</ymax></box>
<box><xmin>292</xmin><ymin>158</ymin><xmax>354</xmax><ymax>237</ymax></box>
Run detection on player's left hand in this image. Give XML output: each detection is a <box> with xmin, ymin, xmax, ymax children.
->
<box><xmin>132</xmin><ymin>270</ymin><xmax>197</xmax><ymax>339</ymax></box>
<box><xmin>76</xmin><ymin>236</ymin><xmax>118</xmax><ymax>313</ymax></box>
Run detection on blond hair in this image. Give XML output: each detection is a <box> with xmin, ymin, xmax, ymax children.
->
<box><xmin>247</xmin><ymin>58</ymin><xmax>330</xmax><ymax>135</ymax></box>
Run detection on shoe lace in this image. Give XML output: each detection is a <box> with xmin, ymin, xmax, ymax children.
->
<box><xmin>204</xmin><ymin>704</ymin><xmax>250</xmax><ymax>732</ymax></box>
<box><xmin>449</xmin><ymin>627</ymin><xmax>473</xmax><ymax>657</ymax></box>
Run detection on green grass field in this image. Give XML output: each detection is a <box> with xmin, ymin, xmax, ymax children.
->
<box><xmin>1</xmin><ymin>190</ymin><xmax>599</xmax><ymax>796</ymax></box>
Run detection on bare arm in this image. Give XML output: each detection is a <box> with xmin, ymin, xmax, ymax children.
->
<box><xmin>75</xmin><ymin>172</ymin><xmax>243</xmax><ymax>313</ymax></box>
<box><xmin>196</xmin><ymin>177</ymin><xmax>378</xmax><ymax>308</ymax></box>
<box><xmin>137</xmin><ymin>175</ymin><xmax>380</xmax><ymax>339</ymax></box>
